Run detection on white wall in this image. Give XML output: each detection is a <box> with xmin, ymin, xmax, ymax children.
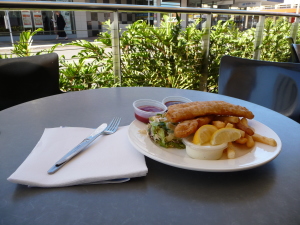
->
<box><xmin>73</xmin><ymin>0</ymin><xmax>88</xmax><ymax>38</ymax></box>
<box><xmin>181</xmin><ymin>0</ymin><xmax>188</xmax><ymax>28</ymax></box>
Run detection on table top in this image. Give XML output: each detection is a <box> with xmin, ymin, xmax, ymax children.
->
<box><xmin>1</xmin><ymin>87</ymin><xmax>300</xmax><ymax>225</ymax></box>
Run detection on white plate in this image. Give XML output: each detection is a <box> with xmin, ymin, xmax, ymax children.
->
<box><xmin>127</xmin><ymin>120</ymin><xmax>282</xmax><ymax>172</ymax></box>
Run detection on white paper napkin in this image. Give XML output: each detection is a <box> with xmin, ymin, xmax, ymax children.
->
<box><xmin>8</xmin><ymin>126</ymin><xmax>148</xmax><ymax>187</ymax></box>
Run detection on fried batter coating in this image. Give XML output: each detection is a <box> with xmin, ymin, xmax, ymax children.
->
<box><xmin>174</xmin><ymin>119</ymin><xmax>198</xmax><ymax>138</ymax></box>
<box><xmin>166</xmin><ymin>101</ymin><xmax>254</xmax><ymax>123</ymax></box>
<box><xmin>235</xmin><ymin>120</ymin><xmax>254</xmax><ymax>136</ymax></box>
<box><xmin>174</xmin><ymin>116</ymin><xmax>214</xmax><ymax>138</ymax></box>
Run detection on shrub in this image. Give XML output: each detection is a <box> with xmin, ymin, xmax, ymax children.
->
<box><xmin>1</xmin><ymin>16</ymin><xmax>295</xmax><ymax>93</ymax></box>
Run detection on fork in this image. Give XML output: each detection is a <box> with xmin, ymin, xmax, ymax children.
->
<box><xmin>48</xmin><ymin>117</ymin><xmax>121</xmax><ymax>174</ymax></box>
<box><xmin>103</xmin><ymin>117</ymin><xmax>121</xmax><ymax>135</ymax></box>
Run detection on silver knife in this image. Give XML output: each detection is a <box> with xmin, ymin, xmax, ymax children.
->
<box><xmin>48</xmin><ymin>123</ymin><xmax>107</xmax><ymax>174</ymax></box>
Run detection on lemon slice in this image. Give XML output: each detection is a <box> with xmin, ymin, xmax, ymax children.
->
<box><xmin>193</xmin><ymin>125</ymin><xmax>218</xmax><ymax>145</ymax></box>
<box><xmin>210</xmin><ymin>128</ymin><xmax>242</xmax><ymax>145</ymax></box>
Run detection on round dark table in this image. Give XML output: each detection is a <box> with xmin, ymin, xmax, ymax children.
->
<box><xmin>1</xmin><ymin>87</ymin><xmax>300</xmax><ymax>225</ymax></box>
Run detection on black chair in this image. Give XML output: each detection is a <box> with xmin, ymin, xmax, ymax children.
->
<box><xmin>0</xmin><ymin>53</ymin><xmax>63</xmax><ymax>111</ymax></box>
<box><xmin>286</xmin><ymin>36</ymin><xmax>294</xmax><ymax>45</ymax></box>
<box><xmin>286</xmin><ymin>36</ymin><xmax>298</xmax><ymax>63</ymax></box>
<box><xmin>291</xmin><ymin>44</ymin><xmax>300</xmax><ymax>63</ymax></box>
<box><xmin>218</xmin><ymin>55</ymin><xmax>300</xmax><ymax>123</ymax></box>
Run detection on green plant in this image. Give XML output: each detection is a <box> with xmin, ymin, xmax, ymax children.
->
<box><xmin>208</xmin><ymin>17</ymin><xmax>292</xmax><ymax>92</ymax></box>
<box><xmin>1</xmin><ymin>18</ymin><xmax>297</xmax><ymax>93</ymax></box>
<box><xmin>97</xmin><ymin>16</ymin><xmax>295</xmax><ymax>93</ymax></box>
<box><xmin>97</xmin><ymin>15</ymin><xmax>206</xmax><ymax>90</ymax></box>
<box><xmin>59</xmin><ymin>40</ymin><xmax>115</xmax><ymax>91</ymax></box>
<box><xmin>0</xmin><ymin>28</ymin><xmax>60</xmax><ymax>59</ymax></box>
<box><xmin>208</xmin><ymin>19</ymin><xmax>256</xmax><ymax>92</ymax></box>
<box><xmin>260</xmin><ymin>17</ymin><xmax>292</xmax><ymax>62</ymax></box>
<box><xmin>0</xmin><ymin>52</ymin><xmax>11</xmax><ymax>59</ymax></box>
<box><xmin>12</xmin><ymin>28</ymin><xmax>44</xmax><ymax>57</ymax></box>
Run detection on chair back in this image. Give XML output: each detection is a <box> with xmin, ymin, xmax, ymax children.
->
<box><xmin>218</xmin><ymin>55</ymin><xmax>300</xmax><ymax>122</ymax></box>
<box><xmin>0</xmin><ymin>53</ymin><xmax>63</xmax><ymax>111</ymax></box>
<box><xmin>291</xmin><ymin>44</ymin><xmax>300</xmax><ymax>63</ymax></box>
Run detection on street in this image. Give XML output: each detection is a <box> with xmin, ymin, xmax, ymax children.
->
<box><xmin>0</xmin><ymin>37</ymin><xmax>109</xmax><ymax>62</ymax></box>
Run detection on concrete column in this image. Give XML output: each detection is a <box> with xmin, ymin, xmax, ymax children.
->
<box><xmin>245</xmin><ymin>15</ymin><xmax>249</xmax><ymax>29</ymax></box>
<box><xmin>154</xmin><ymin>0</ymin><xmax>161</xmax><ymax>27</ymax></box>
<box><xmin>112</xmin><ymin>11</ymin><xmax>121</xmax><ymax>84</ymax></box>
<box><xmin>73</xmin><ymin>0</ymin><xmax>88</xmax><ymax>38</ymax></box>
<box><xmin>253</xmin><ymin>15</ymin><xmax>265</xmax><ymax>60</ymax></box>
<box><xmin>181</xmin><ymin>0</ymin><xmax>188</xmax><ymax>28</ymax></box>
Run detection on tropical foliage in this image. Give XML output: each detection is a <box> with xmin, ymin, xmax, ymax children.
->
<box><xmin>0</xmin><ymin>16</ymin><xmax>296</xmax><ymax>93</ymax></box>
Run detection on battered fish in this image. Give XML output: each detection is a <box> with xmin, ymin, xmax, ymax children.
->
<box><xmin>166</xmin><ymin>101</ymin><xmax>254</xmax><ymax>123</ymax></box>
<box><xmin>174</xmin><ymin>116</ymin><xmax>214</xmax><ymax>138</ymax></box>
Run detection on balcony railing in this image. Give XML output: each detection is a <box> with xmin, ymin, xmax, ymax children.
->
<box><xmin>1</xmin><ymin>1</ymin><xmax>300</xmax><ymax>91</ymax></box>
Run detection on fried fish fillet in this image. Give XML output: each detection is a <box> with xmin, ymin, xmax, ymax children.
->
<box><xmin>174</xmin><ymin>116</ymin><xmax>214</xmax><ymax>138</ymax></box>
<box><xmin>166</xmin><ymin>101</ymin><xmax>254</xmax><ymax>123</ymax></box>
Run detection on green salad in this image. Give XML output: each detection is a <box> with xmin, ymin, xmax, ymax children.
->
<box><xmin>147</xmin><ymin>114</ymin><xmax>185</xmax><ymax>149</ymax></box>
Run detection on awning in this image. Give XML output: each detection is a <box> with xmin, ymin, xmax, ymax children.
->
<box><xmin>261</xmin><ymin>8</ymin><xmax>297</xmax><ymax>13</ymax></box>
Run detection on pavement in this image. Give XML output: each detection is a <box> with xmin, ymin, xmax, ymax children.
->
<box><xmin>0</xmin><ymin>35</ymin><xmax>109</xmax><ymax>60</ymax></box>
<box><xmin>0</xmin><ymin>35</ymin><xmax>100</xmax><ymax>49</ymax></box>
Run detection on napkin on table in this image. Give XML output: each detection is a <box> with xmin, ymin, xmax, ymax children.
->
<box><xmin>8</xmin><ymin>126</ymin><xmax>148</xmax><ymax>187</ymax></box>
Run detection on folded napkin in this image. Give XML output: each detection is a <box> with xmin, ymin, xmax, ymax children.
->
<box><xmin>8</xmin><ymin>126</ymin><xmax>148</xmax><ymax>187</ymax></box>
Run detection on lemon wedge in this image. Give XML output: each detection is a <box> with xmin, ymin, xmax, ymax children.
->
<box><xmin>210</xmin><ymin>128</ymin><xmax>242</xmax><ymax>145</ymax></box>
<box><xmin>193</xmin><ymin>125</ymin><xmax>218</xmax><ymax>145</ymax></box>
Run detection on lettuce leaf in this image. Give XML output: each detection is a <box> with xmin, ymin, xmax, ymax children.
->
<box><xmin>148</xmin><ymin>115</ymin><xmax>185</xmax><ymax>149</ymax></box>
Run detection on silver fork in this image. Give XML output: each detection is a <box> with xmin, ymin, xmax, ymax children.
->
<box><xmin>103</xmin><ymin>117</ymin><xmax>121</xmax><ymax>135</ymax></box>
<box><xmin>48</xmin><ymin>117</ymin><xmax>121</xmax><ymax>174</ymax></box>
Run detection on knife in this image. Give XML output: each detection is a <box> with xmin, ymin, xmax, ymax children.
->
<box><xmin>48</xmin><ymin>123</ymin><xmax>107</xmax><ymax>174</ymax></box>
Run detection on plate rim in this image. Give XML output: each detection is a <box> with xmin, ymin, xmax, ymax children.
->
<box><xmin>127</xmin><ymin>119</ymin><xmax>282</xmax><ymax>172</ymax></box>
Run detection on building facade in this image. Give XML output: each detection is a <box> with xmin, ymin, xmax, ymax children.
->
<box><xmin>0</xmin><ymin>0</ymin><xmax>286</xmax><ymax>40</ymax></box>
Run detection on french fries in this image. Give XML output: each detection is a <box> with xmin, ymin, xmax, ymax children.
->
<box><xmin>236</xmin><ymin>120</ymin><xmax>254</xmax><ymax>136</ymax></box>
<box><xmin>171</xmin><ymin>108</ymin><xmax>277</xmax><ymax>159</ymax></box>
<box><xmin>227</xmin><ymin>142</ymin><xmax>235</xmax><ymax>159</ymax></box>
<box><xmin>215</xmin><ymin>116</ymin><xmax>239</xmax><ymax>124</ymax></box>
<box><xmin>186</xmin><ymin>115</ymin><xmax>277</xmax><ymax>159</ymax></box>
<box><xmin>240</xmin><ymin>117</ymin><xmax>248</xmax><ymax>126</ymax></box>
<box><xmin>235</xmin><ymin>137</ymin><xmax>248</xmax><ymax>144</ymax></box>
<box><xmin>225</xmin><ymin>123</ymin><xmax>234</xmax><ymax>128</ymax></box>
<box><xmin>245</xmin><ymin>134</ymin><xmax>255</xmax><ymax>148</ymax></box>
<box><xmin>212</xmin><ymin>120</ymin><xmax>226</xmax><ymax>129</ymax></box>
<box><xmin>253</xmin><ymin>133</ymin><xmax>277</xmax><ymax>147</ymax></box>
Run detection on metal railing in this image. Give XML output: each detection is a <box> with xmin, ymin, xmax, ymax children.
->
<box><xmin>1</xmin><ymin>1</ymin><xmax>300</xmax><ymax>90</ymax></box>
